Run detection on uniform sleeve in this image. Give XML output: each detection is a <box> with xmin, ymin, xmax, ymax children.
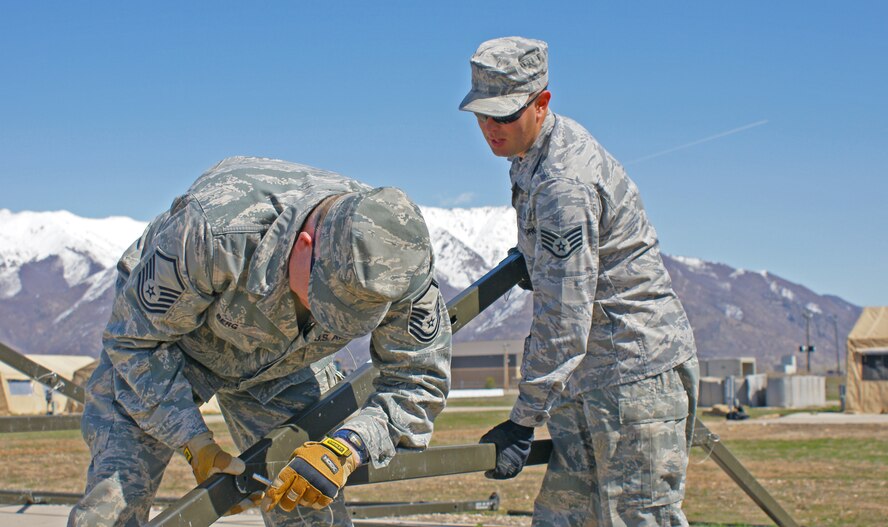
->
<box><xmin>511</xmin><ymin>177</ymin><xmax>599</xmax><ymax>427</ymax></box>
<box><xmin>103</xmin><ymin>197</ymin><xmax>217</xmax><ymax>449</ymax></box>
<box><xmin>339</xmin><ymin>273</ymin><xmax>452</xmax><ymax>468</ymax></box>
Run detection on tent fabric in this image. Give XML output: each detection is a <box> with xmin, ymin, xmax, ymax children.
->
<box><xmin>856</xmin><ymin>348</ymin><xmax>888</xmax><ymax>355</ymax></box>
<box><xmin>0</xmin><ymin>354</ymin><xmax>95</xmax><ymax>415</ymax></box>
<box><xmin>846</xmin><ymin>307</ymin><xmax>888</xmax><ymax>414</ymax></box>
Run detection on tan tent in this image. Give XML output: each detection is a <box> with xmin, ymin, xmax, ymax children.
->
<box><xmin>0</xmin><ymin>354</ymin><xmax>95</xmax><ymax>415</ymax></box>
<box><xmin>845</xmin><ymin>307</ymin><xmax>888</xmax><ymax>414</ymax></box>
<box><xmin>64</xmin><ymin>359</ymin><xmax>100</xmax><ymax>413</ymax></box>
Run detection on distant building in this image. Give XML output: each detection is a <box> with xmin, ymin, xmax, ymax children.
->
<box><xmin>451</xmin><ymin>340</ymin><xmax>522</xmax><ymax>389</ymax></box>
<box><xmin>766</xmin><ymin>375</ymin><xmax>826</xmax><ymax>408</ymax></box>
<box><xmin>700</xmin><ymin>357</ymin><xmax>756</xmax><ymax>378</ymax></box>
<box><xmin>777</xmin><ymin>354</ymin><xmax>798</xmax><ymax>375</ymax></box>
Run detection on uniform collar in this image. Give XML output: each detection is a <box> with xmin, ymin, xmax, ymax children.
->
<box><xmin>246</xmin><ymin>191</ymin><xmax>344</xmax><ymax>340</ymax></box>
<box><xmin>246</xmin><ymin>205</ymin><xmax>305</xmax><ymax>297</ymax></box>
<box><xmin>509</xmin><ymin>111</ymin><xmax>556</xmax><ymax>191</ymax></box>
<box><xmin>246</xmin><ymin>205</ymin><xmax>307</xmax><ymax>340</ymax></box>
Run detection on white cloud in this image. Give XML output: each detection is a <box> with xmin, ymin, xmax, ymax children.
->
<box><xmin>438</xmin><ymin>192</ymin><xmax>476</xmax><ymax>207</ymax></box>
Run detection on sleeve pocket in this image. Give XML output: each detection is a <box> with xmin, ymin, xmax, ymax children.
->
<box><xmin>561</xmin><ymin>274</ymin><xmax>592</xmax><ymax>306</ymax></box>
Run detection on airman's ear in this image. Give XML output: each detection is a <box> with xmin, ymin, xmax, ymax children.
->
<box><xmin>536</xmin><ymin>91</ymin><xmax>551</xmax><ymax>115</ymax></box>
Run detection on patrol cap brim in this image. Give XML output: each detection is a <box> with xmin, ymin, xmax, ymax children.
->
<box><xmin>458</xmin><ymin>90</ymin><xmax>530</xmax><ymax>117</ymax></box>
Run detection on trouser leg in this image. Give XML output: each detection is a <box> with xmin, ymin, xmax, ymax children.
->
<box><xmin>68</xmin><ymin>355</ymin><xmax>174</xmax><ymax>527</ymax></box>
<box><xmin>532</xmin><ymin>393</ymin><xmax>598</xmax><ymax>527</ymax></box>
<box><xmin>586</xmin><ymin>363</ymin><xmax>694</xmax><ymax>527</ymax></box>
<box><xmin>533</xmin><ymin>358</ymin><xmax>698</xmax><ymax>527</ymax></box>
<box><xmin>217</xmin><ymin>364</ymin><xmax>351</xmax><ymax>527</ymax></box>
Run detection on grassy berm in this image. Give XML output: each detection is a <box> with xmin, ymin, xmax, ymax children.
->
<box><xmin>0</xmin><ymin>399</ymin><xmax>885</xmax><ymax>526</ymax></box>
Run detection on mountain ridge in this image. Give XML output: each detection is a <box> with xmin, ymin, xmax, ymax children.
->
<box><xmin>0</xmin><ymin>208</ymin><xmax>860</xmax><ymax>371</ymax></box>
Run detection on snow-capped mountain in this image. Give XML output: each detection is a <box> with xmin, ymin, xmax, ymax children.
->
<box><xmin>0</xmin><ymin>209</ymin><xmax>145</xmax><ymax>299</ymax></box>
<box><xmin>0</xmin><ymin>208</ymin><xmax>861</xmax><ymax>370</ymax></box>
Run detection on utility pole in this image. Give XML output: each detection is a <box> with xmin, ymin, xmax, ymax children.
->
<box><xmin>829</xmin><ymin>315</ymin><xmax>841</xmax><ymax>374</ymax></box>
<box><xmin>800</xmin><ymin>310</ymin><xmax>814</xmax><ymax>373</ymax></box>
<box><xmin>502</xmin><ymin>342</ymin><xmax>510</xmax><ymax>390</ymax></box>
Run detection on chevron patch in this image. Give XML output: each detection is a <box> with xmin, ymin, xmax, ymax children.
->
<box><xmin>408</xmin><ymin>279</ymin><xmax>441</xmax><ymax>344</ymax></box>
<box><xmin>540</xmin><ymin>225</ymin><xmax>584</xmax><ymax>259</ymax></box>
<box><xmin>137</xmin><ymin>249</ymin><xmax>185</xmax><ymax>314</ymax></box>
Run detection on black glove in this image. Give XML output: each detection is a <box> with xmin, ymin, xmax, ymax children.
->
<box><xmin>479</xmin><ymin>419</ymin><xmax>534</xmax><ymax>479</ymax></box>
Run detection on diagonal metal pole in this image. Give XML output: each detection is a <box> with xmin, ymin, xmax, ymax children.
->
<box><xmin>0</xmin><ymin>340</ymin><xmax>86</xmax><ymax>404</ymax></box>
<box><xmin>693</xmin><ymin>422</ymin><xmax>799</xmax><ymax>527</ymax></box>
<box><xmin>148</xmin><ymin>252</ymin><xmax>528</xmax><ymax>527</ymax></box>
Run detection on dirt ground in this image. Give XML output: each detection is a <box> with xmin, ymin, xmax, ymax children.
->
<box><xmin>0</xmin><ymin>415</ymin><xmax>885</xmax><ymax>526</ymax></box>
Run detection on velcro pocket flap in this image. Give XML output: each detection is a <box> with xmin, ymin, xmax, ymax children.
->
<box><xmin>619</xmin><ymin>390</ymin><xmax>688</xmax><ymax>425</ymax></box>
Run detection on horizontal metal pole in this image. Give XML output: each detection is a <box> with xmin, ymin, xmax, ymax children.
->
<box><xmin>349</xmin><ymin>439</ymin><xmax>552</xmax><ymax>486</ymax></box>
<box><xmin>0</xmin><ymin>414</ymin><xmax>82</xmax><ymax>434</ymax></box>
<box><xmin>0</xmin><ymin>341</ymin><xmax>86</xmax><ymax>404</ymax></box>
<box><xmin>0</xmin><ymin>489</ymin><xmax>84</xmax><ymax>506</ymax></box>
<box><xmin>0</xmin><ymin>489</ymin><xmax>182</xmax><ymax>506</ymax></box>
<box><xmin>349</xmin><ymin>494</ymin><xmax>499</xmax><ymax>519</ymax></box>
<box><xmin>349</xmin><ymin>443</ymin><xmax>495</xmax><ymax>485</ymax></box>
<box><xmin>0</xmin><ymin>487</ymin><xmax>498</xmax><ymax>519</ymax></box>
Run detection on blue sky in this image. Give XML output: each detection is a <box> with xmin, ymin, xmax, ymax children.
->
<box><xmin>1</xmin><ymin>2</ymin><xmax>886</xmax><ymax>307</ymax></box>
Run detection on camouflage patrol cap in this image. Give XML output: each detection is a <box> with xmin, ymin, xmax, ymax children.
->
<box><xmin>459</xmin><ymin>36</ymin><xmax>548</xmax><ymax>117</ymax></box>
<box><xmin>309</xmin><ymin>187</ymin><xmax>431</xmax><ymax>339</ymax></box>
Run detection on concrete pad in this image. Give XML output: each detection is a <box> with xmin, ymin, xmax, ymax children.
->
<box><xmin>0</xmin><ymin>504</ymin><xmax>267</xmax><ymax>526</ymax></box>
<box><xmin>772</xmin><ymin>412</ymin><xmax>888</xmax><ymax>424</ymax></box>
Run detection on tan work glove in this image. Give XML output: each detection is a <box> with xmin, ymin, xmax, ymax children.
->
<box><xmin>182</xmin><ymin>431</ymin><xmax>246</xmax><ymax>484</ymax></box>
<box><xmin>225</xmin><ymin>492</ymin><xmax>263</xmax><ymax>516</ymax></box>
<box><xmin>262</xmin><ymin>436</ymin><xmax>359</xmax><ymax>512</ymax></box>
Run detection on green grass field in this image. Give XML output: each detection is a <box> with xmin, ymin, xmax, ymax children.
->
<box><xmin>0</xmin><ymin>408</ymin><xmax>885</xmax><ymax>526</ymax></box>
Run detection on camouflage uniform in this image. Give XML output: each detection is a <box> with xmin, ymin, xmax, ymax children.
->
<box><xmin>69</xmin><ymin>157</ymin><xmax>452</xmax><ymax>526</ymax></box>
<box><xmin>462</xmin><ymin>38</ymin><xmax>699</xmax><ymax>526</ymax></box>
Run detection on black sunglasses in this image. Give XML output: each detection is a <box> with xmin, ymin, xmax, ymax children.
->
<box><xmin>475</xmin><ymin>88</ymin><xmax>546</xmax><ymax>125</ymax></box>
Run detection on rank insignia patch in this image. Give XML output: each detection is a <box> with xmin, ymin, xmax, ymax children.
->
<box><xmin>540</xmin><ymin>226</ymin><xmax>584</xmax><ymax>259</ymax></box>
<box><xmin>408</xmin><ymin>279</ymin><xmax>441</xmax><ymax>344</ymax></box>
<box><xmin>137</xmin><ymin>249</ymin><xmax>185</xmax><ymax>314</ymax></box>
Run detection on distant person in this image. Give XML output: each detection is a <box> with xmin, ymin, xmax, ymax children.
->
<box><xmin>459</xmin><ymin>37</ymin><xmax>700</xmax><ymax>526</ymax></box>
<box><xmin>727</xmin><ymin>405</ymin><xmax>750</xmax><ymax>420</ymax></box>
<box><xmin>68</xmin><ymin>156</ymin><xmax>451</xmax><ymax>527</ymax></box>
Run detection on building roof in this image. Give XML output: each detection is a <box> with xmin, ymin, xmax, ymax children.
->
<box><xmin>849</xmin><ymin>307</ymin><xmax>888</xmax><ymax>347</ymax></box>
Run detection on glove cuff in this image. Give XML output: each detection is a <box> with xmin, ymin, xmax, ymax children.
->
<box><xmin>332</xmin><ymin>429</ymin><xmax>368</xmax><ymax>465</ymax></box>
<box><xmin>510</xmin><ymin>420</ymin><xmax>535</xmax><ymax>438</ymax></box>
<box><xmin>319</xmin><ymin>436</ymin><xmax>352</xmax><ymax>457</ymax></box>
<box><xmin>320</xmin><ymin>436</ymin><xmax>359</xmax><ymax>479</ymax></box>
<box><xmin>183</xmin><ymin>431</ymin><xmax>215</xmax><ymax>464</ymax></box>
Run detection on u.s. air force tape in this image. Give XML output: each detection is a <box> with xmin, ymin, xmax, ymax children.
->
<box><xmin>408</xmin><ymin>279</ymin><xmax>441</xmax><ymax>344</ymax></box>
<box><xmin>137</xmin><ymin>248</ymin><xmax>185</xmax><ymax>314</ymax></box>
<box><xmin>540</xmin><ymin>225</ymin><xmax>584</xmax><ymax>259</ymax></box>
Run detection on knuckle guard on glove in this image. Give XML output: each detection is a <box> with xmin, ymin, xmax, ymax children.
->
<box><xmin>480</xmin><ymin>419</ymin><xmax>534</xmax><ymax>479</ymax></box>
<box><xmin>263</xmin><ymin>437</ymin><xmax>358</xmax><ymax>512</ymax></box>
